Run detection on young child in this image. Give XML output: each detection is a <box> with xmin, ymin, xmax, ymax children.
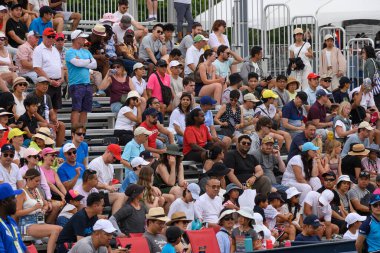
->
<box><xmin>343</xmin><ymin>213</ymin><xmax>366</xmax><ymax>239</ymax></box>
<box><xmin>18</xmin><ymin>95</ymin><xmax>40</xmax><ymax>139</ymax></box>
<box><xmin>119</xmin><ymin>156</ymin><xmax>150</xmax><ymax>193</ymax></box>
<box><xmin>242</xmin><ymin>72</ymin><xmax>260</xmax><ymax>99</ymax></box>
<box><xmin>222</xmin><ymin>183</ymin><xmax>243</xmax><ymax>210</ymax></box>
<box><xmin>264</xmin><ymin>192</ymin><xmax>296</xmax><ymax>241</ymax></box>
<box><xmin>221</xmin><ymin>73</ymin><xmax>244</xmax><ymax>104</ymax></box>
<box><xmin>254</xmin><ymin>194</ymin><xmax>268</xmax><ymax>226</ymax></box>
<box><xmin>280</xmin><ymin>187</ymin><xmax>302</xmax><ymax>233</ymax></box>
<box><xmin>56</xmin><ymin>190</ymin><xmax>84</xmax><ymax>227</ymax></box>
<box><xmin>162</xmin><ymin>226</ymin><xmax>183</xmax><ymax>253</ymax></box>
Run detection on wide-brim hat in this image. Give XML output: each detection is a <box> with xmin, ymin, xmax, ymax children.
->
<box><xmin>237</xmin><ymin>207</ymin><xmax>255</xmax><ymax>220</ymax></box>
<box><xmin>223</xmin><ymin>183</ymin><xmax>243</xmax><ymax>198</ymax></box>
<box><xmin>285</xmin><ymin>187</ymin><xmax>301</xmax><ymax>199</ymax></box>
<box><xmin>99</xmin><ymin>13</ymin><xmax>118</xmax><ymax>23</ymax></box>
<box><xmin>92</xmin><ymin>24</ymin><xmax>107</xmax><ymax>37</ymax></box>
<box><xmin>146</xmin><ymin>207</ymin><xmax>170</xmax><ymax>222</ymax></box>
<box><xmin>218</xmin><ymin>209</ymin><xmax>236</xmax><ymax>223</ymax></box>
<box><xmin>348</xmin><ymin>144</ymin><xmax>370</xmax><ymax>156</ymax></box>
<box><xmin>166</xmin><ymin>211</ymin><xmax>192</xmax><ymax>226</ymax></box>
<box><xmin>32</xmin><ymin>127</ymin><xmax>55</xmax><ymax>145</ymax></box>
<box><xmin>286</xmin><ymin>77</ymin><xmax>300</xmax><ymax>89</ymax></box>
<box><xmin>164</xmin><ymin>144</ymin><xmax>183</xmax><ymax>156</ymax></box>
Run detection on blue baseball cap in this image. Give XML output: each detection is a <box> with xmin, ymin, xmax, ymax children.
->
<box><xmin>200</xmin><ymin>96</ymin><xmax>216</xmax><ymax>105</ymax></box>
<box><xmin>316</xmin><ymin>89</ymin><xmax>332</xmax><ymax>98</ymax></box>
<box><xmin>303</xmin><ymin>214</ymin><xmax>321</xmax><ymax>227</ymax></box>
<box><xmin>0</xmin><ymin>183</ymin><xmax>22</xmax><ymax>201</ymax></box>
<box><xmin>145</xmin><ymin>108</ymin><xmax>158</xmax><ymax>116</ymax></box>
<box><xmin>302</xmin><ymin>142</ymin><xmax>319</xmax><ymax>152</ymax></box>
<box><xmin>1</xmin><ymin>144</ymin><xmax>15</xmax><ymax>153</ymax></box>
<box><xmin>370</xmin><ymin>194</ymin><xmax>380</xmax><ymax>205</ymax></box>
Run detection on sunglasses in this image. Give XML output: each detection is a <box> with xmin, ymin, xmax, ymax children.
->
<box><xmin>16</xmin><ymin>82</ymin><xmax>27</xmax><ymax>87</ymax></box>
<box><xmin>208</xmin><ymin>185</ymin><xmax>221</xmax><ymax>190</ymax></box>
<box><xmin>241</xmin><ymin>141</ymin><xmax>251</xmax><ymax>146</ymax></box>
<box><xmin>56</xmin><ymin>38</ymin><xmax>64</xmax><ymax>42</ymax></box>
<box><xmin>323</xmin><ymin>79</ymin><xmax>332</xmax><ymax>82</ymax></box>
<box><xmin>230</xmin><ymin>98</ymin><xmax>238</xmax><ymax>102</ymax></box>
<box><xmin>28</xmin><ymin>155</ymin><xmax>39</xmax><ymax>159</ymax></box>
<box><xmin>75</xmin><ymin>132</ymin><xmax>85</xmax><ymax>136</ymax></box>
<box><xmin>373</xmin><ymin>202</ymin><xmax>380</xmax><ymax>208</ymax></box>
<box><xmin>3</xmin><ymin>153</ymin><xmax>14</xmax><ymax>158</ymax></box>
<box><xmin>47</xmin><ymin>35</ymin><xmax>55</xmax><ymax>39</ymax></box>
<box><xmin>47</xmin><ymin>153</ymin><xmax>57</xmax><ymax>157</ymax></box>
<box><xmin>156</xmin><ymin>30</ymin><xmax>163</xmax><ymax>34</ymax></box>
<box><xmin>223</xmin><ymin>215</ymin><xmax>234</xmax><ymax>221</ymax></box>
<box><xmin>324</xmin><ymin>178</ymin><xmax>335</xmax><ymax>182</ymax></box>
<box><xmin>67</xmin><ymin>150</ymin><xmax>77</xmax><ymax>156</ymax></box>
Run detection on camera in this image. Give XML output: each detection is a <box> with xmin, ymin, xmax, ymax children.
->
<box><xmin>36</xmin><ymin>211</ymin><xmax>44</xmax><ymax>224</ymax></box>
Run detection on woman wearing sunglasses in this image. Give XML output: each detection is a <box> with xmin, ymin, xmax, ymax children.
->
<box><xmin>216</xmin><ymin>208</ymin><xmax>236</xmax><ymax>253</ymax></box>
<box><xmin>12</xmin><ymin>77</ymin><xmax>28</xmax><ymax>120</ymax></box>
<box><xmin>40</xmin><ymin>147</ymin><xmax>66</xmax><ymax>223</ymax></box>
<box><xmin>0</xmin><ymin>32</ymin><xmax>17</xmax><ymax>85</ymax></box>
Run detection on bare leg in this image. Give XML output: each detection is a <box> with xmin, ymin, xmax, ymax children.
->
<box><xmin>169</xmin><ymin>186</ymin><xmax>182</xmax><ymax>199</ymax></box>
<box><xmin>69</xmin><ymin>12</ymin><xmax>81</xmax><ymax>30</ymax></box>
<box><xmin>109</xmin><ymin>192</ymin><xmax>127</xmax><ymax>214</ymax></box>
<box><xmin>55</xmin><ymin>121</ymin><xmax>66</xmax><ymax>147</ymax></box>
<box><xmin>79</xmin><ymin>112</ymin><xmax>88</xmax><ymax>125</ymax></box>
<box><xmin>27</xmin><ymin>224</ymin><xmax>62</xmax><ymax>253</ymax></box>
<box><xmin>146</xmin><ymin>0</ymin><xmax>153</xmax><ymax>17</ymax></box>
<box><xmin>71</xmin><ymin>111</ymin><xmax>80</xmax><ymax>126</ymax></box>
<box><xmin>1</xmin><ymin>72</ymin><xmax>17</xmax><ymax>87</ymax></box>
<box><xmin>153</xmin><ymin>1</ymin><xmax>158</xmax><ymax>17</ymax></box>
<box><xmin>53</xmin><ymin>17</ymin><xmax>64</xmax><ymax>33</ymax></box>
<box><xmin>198</xmin><ymin>83</ymin><xmax>223</xmax><ymax>104</ymax></box>
<box><xmin>45</xmin><ymin>201</ymin><xmax>61</xmax><ymax>224</ymax></box>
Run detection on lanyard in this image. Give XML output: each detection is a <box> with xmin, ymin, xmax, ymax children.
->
<box><xmin>0</xmin><ymin>218</ymin><xmax>23</xmax><ymax>253</ymax></box>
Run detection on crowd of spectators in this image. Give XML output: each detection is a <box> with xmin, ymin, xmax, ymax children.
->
<box><xmin>0</xmin><ymin>0</ymin><xmax>379</xmax><ymax>252</ymax></box>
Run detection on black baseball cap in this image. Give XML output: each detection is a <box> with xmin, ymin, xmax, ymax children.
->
<box><xmin>144</xmin><ymin>108</ymin><xmax>159</xmax><ymax>116</ymax></box>
<box><xmin>268</xmin><ymin>192</ymin><xmax>285</xmax><ymax>203</ymax></box>
<box><xmin>322</xmin><ymin>171</ymin><xmax>336</xmax><ymax>179</ymax></box>
<box><xmin>303</xmin><ymin>214</ymin><xmax>321</xmax><ymax>227</ymax></box>
<box><xmin>1</xmin><ymin>144</ymin><xmax>15</xmax><ymax>153</ymax></box>
<box><xmin>166</xmin><ymin>226</ymin><xmax>183</xmax><ymax>243</ymax></box>
<box><xmin>140</xmin><ymin>151</ymin><xmax>154</xmax><ymax>160</ymax></box>
<box><xmin>359</xmin><ymin>171</ymin><xmax>370</xmax><ymax>179</ymax></box>
<box><xmin>296</xmin><ymin>91</ymin><xmax>308</xmax><ymax>104</ymax></box>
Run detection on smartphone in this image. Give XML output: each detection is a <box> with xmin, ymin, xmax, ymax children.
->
<box><xmin>110</xmin><ymin>69</ymin><xmax>117</xmax><ymax>75</ymax></box>
<box><xmin>254</xmin><ymin>111</ymin><xmax>261</xmax><ymax>117</ymax></box>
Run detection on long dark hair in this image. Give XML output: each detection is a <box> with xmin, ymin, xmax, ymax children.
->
<box><xmin>198</xmin><ymin>49</ymin><xmax>214</xmax><ymax>65</ymax></box>
<box><xmin>160</xmin><ymin>153</ymin><xmax>181</xmax><ymax>175</ymax></box>
<box><xmin>362</xmin><ymin>45</ymin><xmax>376</xmax><ymax>59</ymax></box>
<box><xmin>286</xmin><ymin>197</ymin><xmax>301</xmax><ymax>221</ymax></box>
<box><xmin>300</xmin><ymin>151</ymin><xmax>313</xmax><ymax>181</ymax></box>
<box><xmin>178</xmin><ymin>93</ymin><xmax>192</xmax><ymax>114</ymax></box>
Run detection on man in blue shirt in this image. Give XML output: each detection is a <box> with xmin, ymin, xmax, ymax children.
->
<box><xmin>356</xmin><ymin>193</ymin><xmax>380</xmax><ymax>253</ymax></box>
<box><xmin>282</xmin><ymin>91</ymin><xmax>308</xmax><ymax>137</ymax></box>
<box><xmin>65</xmin><ymin>29</ymin><xmax>97</xmax><ymax>125</ymax></box>
<box><xmin>0</xmin><ymin>183</ymin><xmax>26</xmax><ymax>253</ymax></box>
<box><xmin>58</xmin><ymin>143</ymin><xmax>85</xmax><ymax>190</ymax></box>
<box><xmin>121</xmin><ymin>126</ymin><xmax>151</xmax><ymax>169</ymax></box>
<box><xmin>287</xmin><ymin>122</ymin><xmax>316</xmax><ymax>162</ymax></box>
<box><xmin>59</xmin><ymin>124</ymin><xmax>89</xmax><ymax>167</ymax></box>
<box><xmin>29</xmin><ymin>6</ymin><xmax>54</xmax><ymax>44</ymax></box>
<box><xmin>295</xmin><ymin>214</ymin><xmax>322</xmax><ymax>242</ymax></box>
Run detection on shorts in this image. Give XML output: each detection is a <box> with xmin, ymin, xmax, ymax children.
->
<box><xmin>99</xmin><ymin>191</ymin><xmax>111</xmax><ymax>207</ymax></box>
<box><xmin>47</xmin><ymin>85</ymin><xmax>62</xmax><ymax>109</ymax></box>
<box><xmin>69</xmin><ymin>84</ymin><xmax>93</xmax><ymax>112</ymax></box>
<box><xmin>18</xmin><ymin>214</ymin><xmax>38</xmax><ymax>235</ymax></box>
<box><xmin>57</xmin><ymin>11</ymin><xmax>73</xmax><ymax>22</ymax></box>
<box><xmin>183</xmin><ymin>142</ymin><xmax>213</xmax><ymax>163</ymax></box>
<box><xmin>195</xmin><ymin>83</ymin><xmax>203</xmax><ymax>96</ymax></box>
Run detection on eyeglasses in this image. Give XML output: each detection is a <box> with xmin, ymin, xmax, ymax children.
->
<box><xmin>324</xmin><ymin>178</ymin><xmax>335</xmax><ymax>182</ymax></box>
<box><xmin>47</xmin><ymin>35</ymin><xmax>55</xmax><ymax>39</ymax></box>
<box><xmin>241</xmin><ymin>141</ymin><xmax>251</xmax><ymax>146</ymax></box>
<box><xmin>75</xmin><ymin>132</ymin><xmax>86</xmax><ymax>136</ymax></box>
<box><xmin>114</xmin><ymin>65</ymin><xmax>122</xmax><ymax>69</ymax></box>
<box><xmin>56</xmin><ymin>38</ymin><xmax>64</xmax><ymax>42</ymax></box>
<box><xmin>156</xmin><ymin>30</ymin><xmax>163</xmax><ymax>34</ymax></box>
<box><xmin>2</xmin><ymin>153</ymin><xmax>14</xmax><ymax>158</ymax></box>
<box><xmin>28</xmin><ymin>155</ymin><xmax>39</xmax><ymax>159</ymax></box>
<box><xmin>67</xmin><ymin>150</ymin><xmax>77</xmax><ymax>156</ymax></box>
<box><xmin>18</xmin><ymin>83</ymin><xmax>28</xmax><ymax>87</ymax></box>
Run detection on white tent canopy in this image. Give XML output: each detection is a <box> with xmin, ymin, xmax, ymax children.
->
<box><xmin>194</xmin><ymin>0</ymin><xmax>380</xmax><ymax>30</ymax></box>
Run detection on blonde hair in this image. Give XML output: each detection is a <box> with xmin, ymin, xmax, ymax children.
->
<box><xmin>325</xmin><ymin>139</ymin><xmax>341</xmax><ymax>159</ymax></box>
<box><xmin>337</xmin><ymin>101</ymin><xmax>351</xmax><ymax>117</ymax></box>
<box><xmin>137</xmin><ymin>166</ymin><xmax>155</xmax><ymax>204</ymax></box>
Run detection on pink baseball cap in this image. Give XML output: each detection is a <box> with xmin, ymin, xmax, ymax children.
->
<box><xmin>41</xmin><ymin>147</ymin><xmax>58</xmax><ymax>156</ymax></box>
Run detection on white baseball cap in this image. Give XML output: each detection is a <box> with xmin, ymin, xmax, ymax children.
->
<box><xmin>71</xmin><ymin>30</ymin><xmax>89</xmax><ymax>40</ymax></box>
<box><xmin>345</xmin><ymin>213</ymin><xmax>366</xmax><ymax>228</ymax></box>
<box><xmin>134</xmin><ymin>126</ymin><xmax>153</xmax><ymax>137</ymax></box>
<box><xmin>0</xmin><ymin>6</ymin><xmax>7</xmax><ymax>11</ymax></box>
<box><xmin>285</xmin><ymin>187</ymin><xmax>301</xmax><ymax>199</ymax></box>
<box><xmin>169</xmin><ymin>60</ymin><xmax>182</xmax><ymax>68</ymax></box>
<box><xmin>63</xmin><ymin>143</ymin><xmax>76</xmax><ymax>153</ymax></box>
<box><xmin>131</xmin><ymin>157</ymin><xmax>150</xmax><ymax>168</ymax></box>
<box><xmin>93</xmin><ymin>219</ymin><xmax>117</xmax><ymax>234</ymax></box>
<box><xmin>187</xmin><ymin>183</ymin><xmax>200</xmax><ymax>200</ymax></box>
<box><xmin>133</xmin><ymin>62</ymin><xmax>145</xmax><ymax>71</ymax></box>
<box><xmin>319</xmin><ymin>189</ymin><xmax>334</xmax><ymax>207</ymax></box>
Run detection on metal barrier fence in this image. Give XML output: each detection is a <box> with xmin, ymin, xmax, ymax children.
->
<box><xmin>346</xmin><ymin>38</ymin><xmax>375</xmax><ymax>89</ymax></box>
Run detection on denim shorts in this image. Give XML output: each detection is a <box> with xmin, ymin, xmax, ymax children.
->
<box><xmin>19</xmin><ymin>214</ymin><xmax>38</xmax><ymax>235</ymax></box>
<box><xmin>69</xmin><ymin>84</ymin><xmax>93</xmax><ymax>112</ymax></box>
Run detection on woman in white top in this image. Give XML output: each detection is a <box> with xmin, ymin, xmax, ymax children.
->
<box><xmin>319</xmin><ymin>34</ymin><xmax>346</xmax><ymax>89</ymax></box>
<box><xmin>208</xmin><ymin>20</ymin><xmax>230</xmax><ymax>51</ymax></box>
<box><xmin>114</xmin><ymin>90</ymin><xmax>142</xmax><ymax>145</ymax></box>
<box><xmin>169</xmin><ymin>93</ymin><xmax>191</xmax><ymax>145</ymax></box>
<box><xmin>131</xmin><ymin>62</ymin><xmax>148</xmax><ymax>100</ymax></box>
<box><xmin>333</xmin><ymin>101</ymin><xmax>357</xmax><ymax>142</ymax></box>
<box><xmin>0</xmin><ymin>32</ymin><xmax>17</xmax><ymax>85</ymax></box>
<box><xmin>12</xmin><ymin>77</ymin><xmax>28</xmax><ymax>119</ymax></box>
<box><xmin>15</xmin><ymin>169</ymin><xmax>62</xmax><ymax>253</ymax></box>
<box><xmin>281</xmin><ymin>142</ymin><xmax>322</xmax><ymax>203</ymax></box>
<box><xmin>289</xmin><ymin>28</ymin><xmax>313</xmax><ymax>90</ymax></box>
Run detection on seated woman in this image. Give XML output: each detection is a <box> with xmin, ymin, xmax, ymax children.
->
<box><xmin>336</xmin><ymin>175</ymin><xmax>355</xmax><ymax>218</ymax></box>
<box><xmin>0</xmin><ymin>32</ymin><xmax>17</xmax><ymax>85</ymax></box>
<box><xmin>323</xmin><ymin>140</ymin><xmax>342</xmax><ymax>176</ymax></box>
<box><xmin>195</xmin><ymin>49</ymin><xmax>224</xmax><ymax>104</ymax></box>
<box><xmin>109</xmin><ymin>184</ymin><xmax>146</xmax><ymax>236</ymax></box>
<box><xmin>169</xmin><ymin>93</ymin><xmax>192</xmax><ymax>145</ymax></box>
<box><xmin>131</xmin><ymin>62</ymin><xmax>149</xmax><ymax>101</ymax></box>
<box><xmin>214</xmin><ymin>90</ymin><xmax>242</xmax><ymax>142</ymax></box>
<box><xmin>333</xmin><ymin>101</ymin><xmax>357</xmax><ymax>143</ymax></box>
<box><xmin>217</xmin><ymin>209</ymin><xmax>236</xmax><ymax>253</ymax></box>
<box><xmin>98</xmin><ymin>59</ymin><xmax>133</xmax><ymax>113</ymax></box>
<box><xmin>12</xmin><ymin>77</ymin><xmax>28</xmax><ymax>120</ymax></box>
<box><xmin>40</xmin><ymin>148</ymin><xmax>66</xmax><ymax>223</ymax></box>
<box><xmin>154</xmin><ymin>144</ymin><xmax>186</xmax><ymax>198</ymax></box>
<box><xmin>114</xmin><ymin>90</ymin><xmax>142</xmax><ymax>145</ymax></box>
<box><xmin>137</xmin><ymin>166</ymin><xmax>175</xmax><ymax>212</ymax></box>
<box><xmin>29</xmin><ymin>128</ymin><xmax>55</xmax><ymax>151</ymax></box>
<box><xmin>16</xmin><ymin>169</ymin><xmax>62</xmax><ymax>253</ymax></box>
<box><xmin>281</xmin><ymin>142</ymin><xmax>322</xmax><ymax>203</ymax></box>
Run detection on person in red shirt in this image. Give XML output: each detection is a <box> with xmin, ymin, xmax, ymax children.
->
<box><xmin>183</xmin><ymin>108</ymin><xmax>222</xmax><ymax>162</ymax></box>
<box><xmin>140</xmin><ymin>108</ymin><xmax>174</xmax><ymax>157</ymax></box>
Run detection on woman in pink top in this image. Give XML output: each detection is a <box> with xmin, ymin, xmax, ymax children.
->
<box><xmin>40</xmin><ymin>148</ymin><xmax>67</xmax><ymax>223</ymax></box>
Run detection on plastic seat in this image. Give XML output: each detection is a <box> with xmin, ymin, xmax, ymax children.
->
<box><xmin>116</xmin><ymin>236</ymin><xmax>150</xmax><ymax>253</ymax></box>
<box><xmin>186</xmin><ymin>228</ymin><xmax>221</xmax><ymax>253</ymax></box>
<box><xmin>26</xmin><ymin>244</ymin><xmax>38</xmax><ymax>253</ymax></box>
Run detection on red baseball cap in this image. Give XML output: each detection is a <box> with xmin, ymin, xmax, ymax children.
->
<box><xmin>43</xmin><ymin>28</ymin><xmax>56</xmax><ymax>36</ymax></box>
<box><xmin>307</xmin><ymin>73</ymin><xmax>320</xmax><ymax>79</ymax></box>
<box><xmin>107</xmin><ymin>144</ymin><xmax>121</xmax><ymax>160</ymax></box>
<box><xmin>55</xmin><ymin>32</ymin><xmax>64</xmax><ymax>40</ymax></box>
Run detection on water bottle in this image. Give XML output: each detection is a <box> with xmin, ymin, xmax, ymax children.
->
<box><xmin>266</xmin><ymin>239</ymin><xmax>273</xmax><ymax>249</ymax></box>
<box><xmin>244</xmin><ymin>237</ymin><xmax>253</xmax><ymax>252</ymax></box>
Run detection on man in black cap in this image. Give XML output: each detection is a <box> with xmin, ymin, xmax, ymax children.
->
<box><xmin>0</xmin><ymin>144</ymin><xmax>23</xmax><ymax>190</ymax></box>
<box><xmin>221</xmin><ymin>72</ymin><xmax>244</xmax><ymax>104</ymax></box>
<box><xmin>6</xmin><ymin>3</ymin><xmax>27</xmax><ymax>48</ymax></box>
<box><xmin>295</xmin><ymin>214</ymin><xmax>322</xmax><ymax>242</ymax></box>
<box><xmin>281</xmin><ymin>91</ymin><xmax>308</xmax><ymax>137</ymax></box>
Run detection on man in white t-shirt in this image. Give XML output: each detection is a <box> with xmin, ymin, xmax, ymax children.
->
<box><xmin>184</xmin><ymin>34</ymin><xmax>208</xmax><ymax>76</ymax></box>
<box><xmin>113</xmin><ymin>0</ymin><xmax>148</xmax><ymax>41</ymax></box>
<box><xmin>112</xmin><ymin>15</ymin><xmax>133</xmax><ymax>44</ymax></box>
<box><xmin>88</xmin><ymin>144</ymin><xmax>127</xmax><ymax>214</ymax></box>
<box><xmin>343</xmin><ymin>213</ymin><xmax>366</xmax><ymax>240</ymax></box>
<box><xmin>74</xmin><ymin>169</ymin><xmax>99</xmax><ymax>207</ymax></box>
<box><xmin>168</xmin><ymin>183</ymin><xmax>200</xmax><ymax>221</ymax></box>
<box><xmin>194</xmin><ymin>178</ymin><xmax>223</xmax><ymax>227</ymax></box>
<box><xmin>0</xmin><ymin>144</ymin><xmax>23</xmax><ymax>190</ymax></box>
<box><xmin>303</xmin><ymin>190</ymin><xmax>339</xmax><ymax>239</ymax></box>
<box><xmin>178</xmin><ymin>22</ymin><xmax>202</xmax><ymax>57</ymax></box>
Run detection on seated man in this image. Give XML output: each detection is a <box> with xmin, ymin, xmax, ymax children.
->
<box><xmin>140</xmin><ymin>108</ymin><xmax>174</xmax><ymax>156</ymax></box>
<box><xmin>57</xmin><ymin>143</ymin><xmax>86</xmax><ymax>191</ymax></box>
<box><xmin>252</xmin><ymin>135</ymin><xmax>287</xmax><ymax>192</ymax></box>
<box><xmin>88</xmin><ymin>144</ymin><xmax>127</xmax><ymax>214</ymax></box>
<box><xmin>307</xmin><ymin>89</ymin><xmax>334</xmax><ymax>139</ymax></box>
<box><xmin>348</xmin><ymin>171</ymin><xmax>371</xmax><ymax>216</ymax></box>
<box><xmin>0</xmin><ymin>144</ymin><xmax>23</xmax><ymax>190</ymax></box>
<box><xmin>281</xmin><ymin>91</ymin><xmax>308</xmax><ymax>137</ymax></box>
<box><xmin>56</xmin><ymin>192</ymin><xmax>104</xmax><ymax>253</ymax></box>
<box><xmin>286</xmin><ymin>120</ymin><xmax>316</xmax><ymax>163</ymax></box>
<box><xmin>194</xmin><ymin>178</ymin><xmax>223</xmax><ymax>227</ymax></box>
<box><xmin>224</xmin><ymin>135</ymin><xmax>272</xmax><ymax>195</ymax></box>
<box><xmin>303</xmin><ymin>189</ymin><xmax>339</xmax><ymax>240</ymax></box>
<box><xmin>138</xmin><ymin>23</ymin><xmax>167</xmax><ymax>65</ymax></box>
<box><xmin>295</xmin><ymin>214</ymin><xmax>322</xmax><ymax>242</ymax></box>
<box><xmin>15</xmin><ymin>31</ymin><xmax>39</xmax><ymax>83</ymax></box>
<box><xmin>341</xmin><ymin>121</ymin><xmax>372</xmax><ymax>158</ymax></box>
<box><xmin>121</xmin><ymin>127</ymin><xmax>151</xmax><ymax>169</ymax></box>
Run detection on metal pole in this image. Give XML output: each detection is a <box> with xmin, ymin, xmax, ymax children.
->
<box><xmin>238</xmin><ymin>0</ymin><xmax>249</xmax><ymax>57</ymax></box>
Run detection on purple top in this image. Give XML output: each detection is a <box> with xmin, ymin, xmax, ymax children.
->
<box><xmin>109</xmin><ymin>75</ymin><xmax>131</xmax><ymax>104</ymax></box>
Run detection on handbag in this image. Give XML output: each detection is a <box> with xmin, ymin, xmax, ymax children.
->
<box><xmin>154</xmin><ymin>72</ymin><xmax>172</xmax><ymax>106</ymax></box>
<box><xmin>370</xmin><ymin>58</ymin><xmax>380</xmax><ymax>96</ymax></box>
<box><xmin>287</xmin><ymin>43</ymin><xmax>306</xmax><ymax>74</ymax></box>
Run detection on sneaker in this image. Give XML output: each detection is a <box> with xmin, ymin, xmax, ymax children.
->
<box><xmin>145</xmin><ymin>17</ymin><xmax>156</xmax><ymax>22</ymax></box>
<box><xmin>35</xmin><ymin>239</ymin><xmax>43</xmax><ymax>245</ymax></box>
<box><xmin>92</xmin><ymin>100</ymin><xmax>102</xmax><ymax>108</ymax></box>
